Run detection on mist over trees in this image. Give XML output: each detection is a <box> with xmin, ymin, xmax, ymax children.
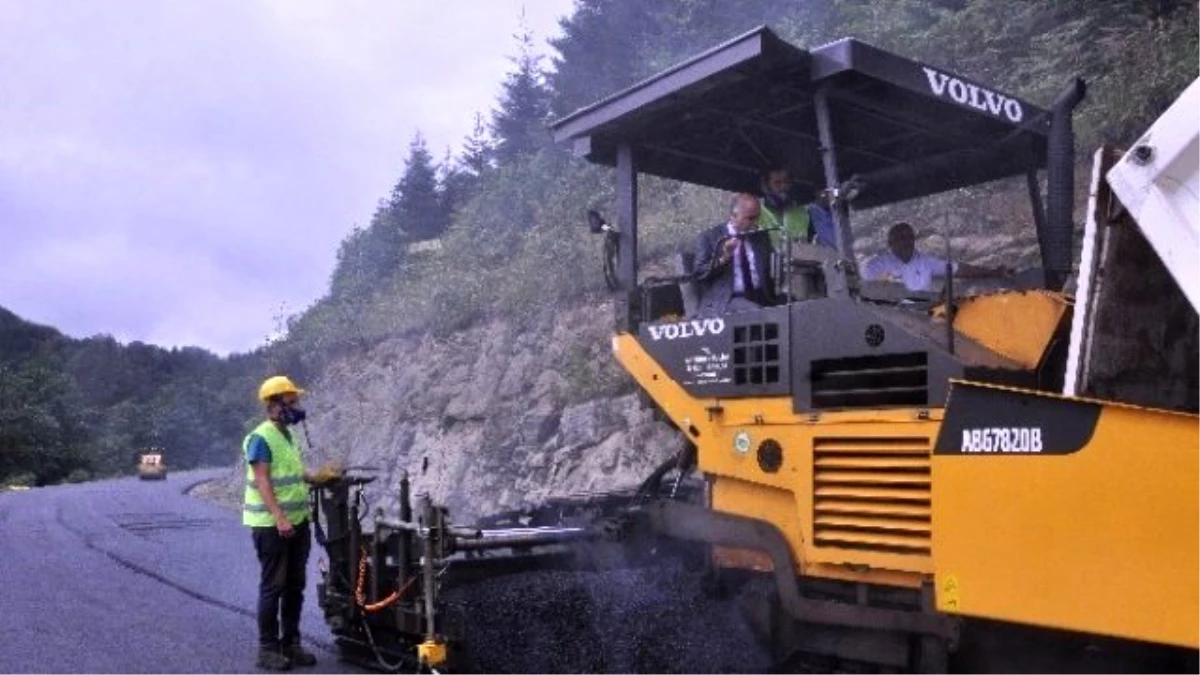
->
<box><xmin>308</xmin><ymin>0</ymin><xmax>1195</xmax><ymax>339</ymax></box>
<box><xmin>2</xmin><ymin>0</ymin><xmax>1195</xmax><ymax>486</ymax></box>
<box><xmin>327</xmin><ymin>0</ymin><xmax>1196</xmax><ymax>303</ymax></box>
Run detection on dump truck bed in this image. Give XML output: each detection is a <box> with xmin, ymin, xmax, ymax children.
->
<box><xmin>1066</xmin><ymin>79</ymin><xmax>1199</xmax><ymax>410</ymax></box>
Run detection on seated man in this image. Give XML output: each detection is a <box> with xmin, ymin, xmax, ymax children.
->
<box><xmin>759</xmin><ymin>167</ymin><xmax>810</xmax><ymax>244</ymax></box>
<box><xmin>693</xmin><ymin>193</ymin><xmax>779</xmax><ymax>315</ymax></box>
<box><xmin>862</xmin><ymin>222</ymin><xmax>1010</xmax><ymax>293</ymax></box>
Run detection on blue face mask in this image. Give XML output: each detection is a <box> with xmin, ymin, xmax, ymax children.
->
<box><xmin>280</xmin><ymin>405</ymin><xmax>307</xmax><ymax>425</ymax></box>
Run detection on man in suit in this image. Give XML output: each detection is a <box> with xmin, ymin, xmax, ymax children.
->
<box><xmin>693</xmin><ymin>193</ymin><xmax>779</xmax><ymax>315</ymax></box>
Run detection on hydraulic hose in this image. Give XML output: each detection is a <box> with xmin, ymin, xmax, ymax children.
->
<box><xmin>634</xmin><ymin>444</ymin><xmax>697</xmax><ymax>503</ymax></box>
<box><xmin>354</xmin><ymin>545</ymin><xmax>417</xmax><ymax>613</ymax></box>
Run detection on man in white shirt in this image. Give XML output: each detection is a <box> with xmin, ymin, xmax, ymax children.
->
<box><xmin>862</xmin><ymin>222</ymin><xmax>1008</xmax><ymax>292</ymax></box>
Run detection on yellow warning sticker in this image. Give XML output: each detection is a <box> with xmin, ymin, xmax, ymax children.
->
<box><xmin>941</xmin><ymin>574</ymin><xmax>961</xmax><ymax>611</ymax></box>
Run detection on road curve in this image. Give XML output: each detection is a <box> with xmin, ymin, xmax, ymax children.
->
<box><xmin>0</xmin><ymin>470</ymin><xmax>360</xmax><ymax>674</ymax></box>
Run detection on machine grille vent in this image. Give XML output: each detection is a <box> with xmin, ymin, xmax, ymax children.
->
<box><xmin>810</xmin><ymin>352</ymin><xmax>927</xmax><ymax>408</ymax></box>
<box><xmin>812</xmin><ymin>436</ymin><xmax>931</xmax><ymax>555</ymax></box>
<box><xmin>733</xmin><ymin>322</ymin><xmax>781</xmax><ymax>385</ymax></box>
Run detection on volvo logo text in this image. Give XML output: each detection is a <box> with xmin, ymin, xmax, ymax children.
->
<box><xmin>647</xmin><ymin>318</ymin><xmax>725</xmax><ymax>341</ymax></box>
<box><xmin>922</xmin><ymin>66</ymin><xmax>1024</xmax><ymax>123</ymax></box>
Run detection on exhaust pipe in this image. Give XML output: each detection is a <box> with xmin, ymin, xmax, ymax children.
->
<box><xmin>1043</xmin><ymin>78</ymin><xmax>1087</xmax><ymax>290</ymax></box>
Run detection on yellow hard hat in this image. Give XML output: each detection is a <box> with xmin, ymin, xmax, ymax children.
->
<box><xmin>258</xmin><ymin>375</ymin><xmax>305</xmax><ymax>402</ymax></box>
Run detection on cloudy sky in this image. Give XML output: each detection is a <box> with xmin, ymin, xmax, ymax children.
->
<box><xmin>0</xmin><ymin>0</ymin><xmax>574</xmax><ymax>355</ymax></box>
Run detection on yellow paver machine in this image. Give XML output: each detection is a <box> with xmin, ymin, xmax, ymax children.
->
<box><xmin>312</xmin><ymin>29</ymin><xmax>1198</xmax><ymax>672</ymax></box>
<box><xmin>547</xmin><ymin>27</ymin><xmax>1198</xmax><ymax>671</ymax></box>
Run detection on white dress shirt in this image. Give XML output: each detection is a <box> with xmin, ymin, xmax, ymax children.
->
<box><xmin>862</xmin><ymin>251</ymin><xmax>957</xmax><ymax>292</ymax></box>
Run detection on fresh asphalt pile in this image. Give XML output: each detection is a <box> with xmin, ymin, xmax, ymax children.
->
<box><xmin>443</xmin><ymin>559</ymin><xmax>775</xmax><ymax>674</ymax></box>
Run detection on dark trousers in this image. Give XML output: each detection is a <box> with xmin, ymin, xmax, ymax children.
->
<box><xmin>252</xmin><ymin>521</ymin><xmax>311</xmax><ymax>648</ymax></box>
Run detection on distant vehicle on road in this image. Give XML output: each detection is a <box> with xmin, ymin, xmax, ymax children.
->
<box><xmin>137</xmin><ymin>449</ymin><xmax>167</xmax><ymax>481</ymax></box>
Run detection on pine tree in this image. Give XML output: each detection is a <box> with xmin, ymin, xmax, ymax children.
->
<box><xmin>329</xmin><ymin>202</ymin><xmax>404</xmax><ymax>298</ymax></box>
<box><xmin>490</xmin><ymin>16</ymin><xmax>552</xmax><ymax>166</ymax></box>
<box><xmin>437</xmin><ymin>147</ymin><xmax>472</xmax><ymax>227</ymax></box>
<box><xmin>461</xmin><ymin>112</ymin><xmax>494</xmax><ymax>177</ymax></box>
<box><xmin>389</xmin><ymin>132</ymin><xmax>446</xmax><ymax>241</ymax></box>
<box><xmin>547</xmin><ymin>0</ymin><xmax>650</xmax><ymax>117</ymax></box>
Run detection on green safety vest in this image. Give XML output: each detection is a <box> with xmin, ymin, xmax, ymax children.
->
<box><xmin>760</xmin><ymin>199</ymin><xmax>811</xmax><ymax>245</ymax></box>
<box><xmin>242</xmin><ymin>420</ymin><xmax>309</xmax><ymax>527</ymax></box>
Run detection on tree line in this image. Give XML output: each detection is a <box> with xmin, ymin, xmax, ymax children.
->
<box><xmin>0</xmin><ymin>307</ymin><xmax>268</xmax><ymax>485</ymax></box>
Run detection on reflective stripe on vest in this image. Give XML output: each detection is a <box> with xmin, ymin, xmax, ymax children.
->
<box><xmin>245</xmin><ymin>475</ymin><xmax>305</xmax><ymax>489</ymax></box>
<box><xmin>244</xmin><ymin>500</ymin><xmax>309</xmax><ymax>513</ymax></box>
<box><xmin>242</xmin><ymin>420</ymin><xmax>309</xmax><ymax>527</ymax></box>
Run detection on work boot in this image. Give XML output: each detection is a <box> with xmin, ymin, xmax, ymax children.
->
<box><xmin>256</xmin><ymin>646</ymin><xmax>292</xmax><ymax>671</ymax></box>
<box><xmin>282</xmin><ymin>643</ymin><xmax>317</xmax><ymax>667</ymax></box>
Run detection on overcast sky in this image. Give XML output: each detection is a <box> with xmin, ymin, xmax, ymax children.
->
<box><xmin>0</xmin><ymin>0</ymin><xmax>574</xmax><ymax>356</ymax></box>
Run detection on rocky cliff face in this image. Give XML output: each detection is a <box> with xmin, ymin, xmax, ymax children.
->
<box><xmin>203</xmin><ymin>302</ymin><xmax>685</xmax><ymax>524</ymax></box>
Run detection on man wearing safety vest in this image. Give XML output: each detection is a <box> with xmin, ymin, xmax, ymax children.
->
<box><xmin>244</xmin><ymin>375</ymin><xmax>340</xmax><ymax>671</ymax></box>
<box><xmin>759</xmin><ymin>167</ymin><xmax>811</xmax><ymax>245</ymax></box>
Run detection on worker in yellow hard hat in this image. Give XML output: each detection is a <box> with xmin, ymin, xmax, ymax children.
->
<box><xmin>242</xmin><ymin>375</ymin><xmax>340</xmax><ymax>670</ymax></box>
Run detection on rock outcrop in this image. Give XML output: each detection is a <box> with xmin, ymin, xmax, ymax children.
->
<box><xmin>203</xmin><ymin>303</ymin><xmax>684</xmax><ymax>524</ymax></box>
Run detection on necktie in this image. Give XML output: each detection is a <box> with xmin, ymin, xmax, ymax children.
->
<box><xmin>738</xmin><ymin>240</ymin><xmax>755</xmax><ymax>294</ymax></box>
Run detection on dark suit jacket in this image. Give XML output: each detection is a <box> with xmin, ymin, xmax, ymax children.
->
<box><xmin>692</xmin><ymin>223</ymin><xmax>777</xmax><ymax>315</ymax></box>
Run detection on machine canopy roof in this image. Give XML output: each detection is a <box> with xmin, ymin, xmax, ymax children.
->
<box><xmin>550</xmin><ymin>27</ymin><xmax>1051</xmax><ymax>208</ymax></box>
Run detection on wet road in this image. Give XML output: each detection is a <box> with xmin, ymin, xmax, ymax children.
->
<box><xmin>0</xmin><ymin>470</ymin><xmax>359</xmax><ymax>674</ymax></box>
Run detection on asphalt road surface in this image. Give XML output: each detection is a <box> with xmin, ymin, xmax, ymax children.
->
<box><xmin>0</xmin><ymin>470</ymin><xmax>360</xmax><ymax>674</ymax></box>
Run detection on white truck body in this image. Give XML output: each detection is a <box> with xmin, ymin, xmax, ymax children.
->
<box><xmin>1066</xmin><ymin>78</ymin><xmax>1199</xmax><ymax>404</ymax></box>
